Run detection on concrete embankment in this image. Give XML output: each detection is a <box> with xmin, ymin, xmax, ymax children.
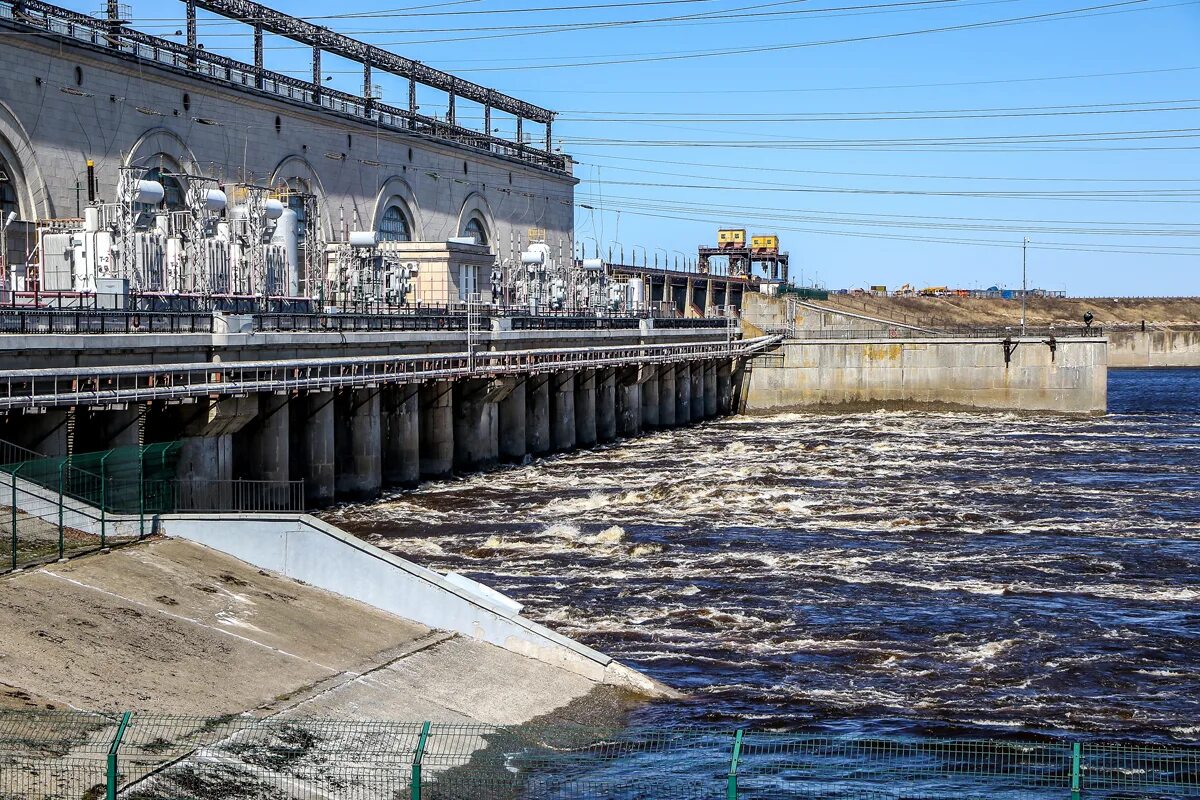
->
<box><xmin>0</xmin><ymin>523</ymin><xmax>668</xmax><ymax>718</ymax></box>
<box><xmin>740</xmin><ymin>294</ymin><xmax>1107</xmax><ymax>414</ymax></box>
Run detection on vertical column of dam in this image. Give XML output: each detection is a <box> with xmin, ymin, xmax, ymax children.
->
<box><xmin>234</xmin><ymin>393</ymin><xmax>290</xmax><ymax>492</ymax></box>
<box><xmin>335</xmin><ymin>387</ymin><xmax>382</xmax><ymax>501</ymax></box>
<box><xmin>596</xmin><ymin>368</ymin><xmax>618</xmax><ymax>442</ymax></box>
<box><xmin>704</xmin><ymin>362</ymin><xmax>718</xmax><ymax>418</ymax></box>
<box><xmin>690</xmin><ymin>363</ymin><xmax>705</xmax><ymax>423</ymax></box>
<box><xmin>525</xmin><ymin>374</ymin><xmax>552</xmax><ymax>456</ymax></box>
<box><xmin>419</xmin><ymin>381</ymin><xmax>454</xmax><ymax>478</ymax></box>
<box><xmin>551</xmin><ymin>371</ymin><xmax>577</xmax><ymax>451</ymax></box>
<box><xmin>575</xmin><ymin>369</ymin><xmax>598</xmax><ymax>447</ymax></box>
<box><xmin>717</xmin><ymin>361</ymin><xmax>735</xmax><ymax>416</ymax></box>
<box><xmin>498</xmin><ymin>378</ymin><xmax>527</xmax><ymax>462</ymax></box>
<box><xmin>453</xmin><ymin>378</ymin><xmax>500</xmax><ymax>471</ymax></box>
<box><xmin>640</xmin><ymin>365</ymin><xmax>660</xmax><ymax>429</ymax></box>
<box><xmin>616</xmin><ymin>367</ymin><xmax>643</xmax><ymax>437</ymax></box>
<box><xmin>382</xmin><ymin>384</ymin><xmax>420</xmax><ymax>487</ymax></box>
<box><xmin>293</xmin><ymin>390</ymin><xmax>336</xmax><ymax>508</ymax></box>
<box><xmin>177</xmin><ymin>397</ymin><xmax>257</xmax><ymax>510</ymax></box>
<box><xmin>675</xmin><ymin>363</ymin><xmax>692</xmax><ymax>425</ymax></box>
<box><xmin>658</xmin><ymin>364</ymin><xmax>677</xmax><ymax>427</ymax></box>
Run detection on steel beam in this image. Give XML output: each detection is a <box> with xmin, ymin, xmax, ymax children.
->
<box><xmin>187</xmin><ymin>0</ymin><xmax>554</xmax><ymax>124</ymax></box>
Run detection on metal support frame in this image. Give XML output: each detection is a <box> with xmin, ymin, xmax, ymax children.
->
<box><xmin>187</xmin><ymin>0</ymin><xmax>552</xmax><ymax>124</ymax></box>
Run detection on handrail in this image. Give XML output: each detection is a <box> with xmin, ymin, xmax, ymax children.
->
<box><xmin>0</xmin><ymin>337</ymin><xmax>773</xmax><ymax>410</ymax></box>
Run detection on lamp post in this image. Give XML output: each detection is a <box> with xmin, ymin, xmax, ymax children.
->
<box><xmin>1021</xmin><ymin>237</ymin><xmax>1028</xmax><ymax>336</ymax></box>
<box><xmin>631</xmin><ymin>244</ymin><xmax>647</xmax><ymax>267</ymax></box>
<box><xmin>654</xmin><ymin>247</ymin><xmax>667</xmax><ymax>270</ymax></box>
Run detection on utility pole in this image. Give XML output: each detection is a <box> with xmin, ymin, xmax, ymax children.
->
<box><xmin>1021</xmin><ymin>237</ymin><xmax>1028</xmax><ymax>336</ymax></box>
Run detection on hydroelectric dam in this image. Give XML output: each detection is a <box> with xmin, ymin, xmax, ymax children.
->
<box><xmin>0</xmin><ymin>1</ymin><xmax>1140</xmax><ymax>797</ymax></box>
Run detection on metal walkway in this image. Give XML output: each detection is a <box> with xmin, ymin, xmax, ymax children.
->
<box><xmin>0</xmin><ymin>336</ymin><xmax>780</xmax><ymax>411</ymax></box>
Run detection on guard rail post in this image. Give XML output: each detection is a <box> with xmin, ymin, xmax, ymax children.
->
<box><xmin>1070</xmin><ymin>741</ymin><xmax>1082</xmax><ymax>800</ymax></box>
<box><xmin>410</xmin><ymin>720</ymin><xmax>431</xmax><ymax>800</ymax></box>
<box><xmin>726</xmin><ymin>728</ymin><xmax>744</xmax><ymax>800</ymax></box>
<box><xmin>106</xmin><ymin>711</ymin><xmax>131</xmax><ymax>800</ymax></box>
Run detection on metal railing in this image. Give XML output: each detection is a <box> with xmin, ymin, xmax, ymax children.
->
<box><xmin>510</xmin><ymin>315</ymin><xmax>642</xmax><ymax>330</ymax></box>
<box><xmin>1</xmin><ymin>711</ymin><xmax>1197</xmax><ymax>799</ymax></box>
<box><xmin>0</xmin><ymin>336</ymin><xmax>774</xmax><ymax>411</ymax></box>
<box><xmin>653</xmin><ymin>317</ymin><xmax>735</xmax><ymax>329</ymax></box>
<box><xmin>0</xmin><ymin>309</ymin><xmax>215</xmax><ymax>334</ymax></box>
<box><xmin>769</xmin><ymin>326</ymin><xmax>1104</xmax><ymax>340</ymax></box>
<box><xmin>254</xmin><ymin>312</ymin><xmax>472</xmax><ymax>332</ymax></box>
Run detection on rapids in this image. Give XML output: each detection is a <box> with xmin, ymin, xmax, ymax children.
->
<box><xmin>326</xmin><ymin>368</ymin><xmax>1200</xmax><ymax>741</ymax></box>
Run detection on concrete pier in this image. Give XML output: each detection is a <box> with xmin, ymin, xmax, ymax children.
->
<box><xmin>382</xmin><ymin>384</ymin><xmax>420</xmax><ymax>487</ymax></box>
<box><xmin>574</xmin><ymin>369</ymin><xmax>598</xmax><ymax>448</ymax></box>
<box><xmin>335</xmin><ymin>388</ymin><xmax>382</xmax><ymax>501</ymax></box>
<box><xmin>178</xmin><ymin>397</ymin><xmax>256</xmax><ymax>508</ymax></box>
<box><xmin>551</xmin><ymin>372</ymin><xmax>577</xmax><ymax>452</ymax></box>
<box><xmin>236</xmin><ymin>393</ymin><xmax>290</xmax><ymax>483</ymax></box>
<box><xmin>498</xmin><ymin>378</ymin><xmax>528</xmax><ymax>462</ymax></box>
<box><xmin>596</xmin><ymin>369</ymin><xmax>618</xmax><ymax>442</ymax></box>
<box><xmin>616</xmin><ymin>367</ymin><xmax>642</xmax><ymax>437</ymax></box>
<box><xmin>703</xmin><ymin>364</ymin><xmax>718</xmax><ymax>418</ymax></box>
<box><xmin>658</xmin><ymin>366</ymin><xmax>676</xmax><ymax>427</ymax></box>
<box><xmin>419</xmin><ymin>381</ymin><xmax>454</xmax><ymax>478</ymax></box>
<box><xmin>453</xmin><ymin>379</ymin><xmax>501</xmax><ymax>472</ymax></box>
<box><xmin>675</xmin><ymin>364</ymin><xmax>691</xmax><ymax>425</ymax></box>
<box><xmin>525</xmin><ymin>374</ymin><xmax>551</xmax><ymax>456</ymax></box>
<box><xmin>689</xmin><ymin>363</ymin><xmax>705</xmax><ymax>423</ymax></box>
<box><xmin>717</xmin><ymin>362</ymin><xmax>734</xmax><ymax>416</ymax></box>
<box><xmin>641</xmin><ymin>366</ymin><xmax>661</xmax><ymax>429</ymax></box>
<box><xmin>295</xmin><ymin>391</ymin><xmax>336</xmax><ymax>508</ymax></box>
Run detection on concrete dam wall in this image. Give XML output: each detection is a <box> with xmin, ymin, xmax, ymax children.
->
<box><xmin>1107</xmin><ymin>328</ymin><xmax>1200</xmax><ymax>368</ymax></box>
<box><xmin>740</xmin><ymin>295</ymin><xmax>1108</xmax><ymax>414</ymax></box>
<box><xmin>741</xmin><ymin>336</ymin><xmax>1107</xmax><ymax>415</ymax></box>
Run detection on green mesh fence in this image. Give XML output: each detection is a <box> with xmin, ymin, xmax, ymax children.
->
<box><xmin>0</xmin><ymin>711</ymin><xmax>1196</xmax><ymax>799</ymax></box>
<box><xmin>0</xmin><ymin>442</ymin><xmax>302</xmax><ymax>574</ymax></box>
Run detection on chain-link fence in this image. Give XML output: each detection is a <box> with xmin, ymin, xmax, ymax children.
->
<box><xmin>1</xmin><ymin>710</ymin><xmax>1197</xmax><ymax>799</ymax></box>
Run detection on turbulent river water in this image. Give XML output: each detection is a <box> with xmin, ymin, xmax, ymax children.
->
<box><xmin>329</xmin><ymin>368</ymin><xmax>1200</xmax><ymax>742</ymax></box>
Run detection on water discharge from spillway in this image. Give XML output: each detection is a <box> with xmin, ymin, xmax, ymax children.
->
<box><xmin>327</xmin><ymin>369</ymin><xmax>1200</xmax><ymax>741</ymax></box>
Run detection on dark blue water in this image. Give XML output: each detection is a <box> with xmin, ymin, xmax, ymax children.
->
<box><xmin>334</xmin><ymin>368</ymin><xmax>1200</xmax><ymax>742</ymax></box>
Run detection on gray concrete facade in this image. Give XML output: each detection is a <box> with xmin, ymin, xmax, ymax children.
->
<box><xmin>0</xmin><ymin>31</ymin><xmax>575</xmax><ymax>261</ymax></box>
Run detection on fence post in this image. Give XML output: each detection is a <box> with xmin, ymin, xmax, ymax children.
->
<box><xmin>10</xmin><ymin>463</ymin><xmax>19</xmax><ymax>571</ymax></box>
<box><xmin>726</xmin><ymin>728</ymin><xmax>744</xmax><ymax>800</ymax></box>
<box><xmin>106</xmin><ymin>711</ymin><xmax>132</xmax><ymax>800</ymax></box>
<box><xmin>410</xmin><ymin>720</ymin><xmax>431</xmax><ymax>800</ymax></box>
<box><xmin>1071</xmin><ymin>741</ymin><xmax>1082</xmax><ymax>800</ymax></box>
<box><xmin>57</xmin><ymin>461</ymin><xmax>65</xmax><ymax>560</ymax></box>
<box><xmin>99</xmin><ymin>451</ymin><xmax>109</xmax><ymax>548</ymax></box>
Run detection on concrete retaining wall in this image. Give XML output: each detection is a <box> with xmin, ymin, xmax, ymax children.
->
<box><xmin>743</xmin><ymin>337</ymin><xmax>1108</xmax><ymax>414</ymax></box>
<box><xmin>160</xmin><ymin>513</ymin><xmax>664</xmax><ymax>694</ymax></box>
<box><xmin>1107</xmin><ymin>329</ymin><xmax>1200</xmax><ymax>367</ymax></box>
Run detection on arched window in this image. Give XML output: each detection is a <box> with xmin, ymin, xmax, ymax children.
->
<box><xmin>462</xmin><ymin>217</ymin><xmax>488</xmax><ymax>247</ymax></box>
<box><xmin>140</xmin><ymin>166</ymin><xmax>186</xmax><ymax>211</ymax></box>
<box><xmin>379</xmin><ymin>205</ymin><xmax>411</xmax><ymax>242</ymax></box>
<box><xmin>0</xmin><ymin>161</ymin><xmax>18</xmax><ymax>219</ymax></box>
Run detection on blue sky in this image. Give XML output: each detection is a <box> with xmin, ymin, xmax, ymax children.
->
<box><xmin>73</xmin><ymin>0</ymin><xmax>1200</xmax><ymax>294</ymax></box>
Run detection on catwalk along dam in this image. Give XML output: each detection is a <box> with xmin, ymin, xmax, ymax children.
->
<box><xmin>0</xmin><ymin>0</ymin><xmax>1124</xmax><ymax>790</ymax></box>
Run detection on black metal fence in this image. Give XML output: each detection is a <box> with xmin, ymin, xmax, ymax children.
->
<box><xmin>0</xmin><ymin>309</ymin><xmax>216</xmax><ymax>334</ymax></box>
